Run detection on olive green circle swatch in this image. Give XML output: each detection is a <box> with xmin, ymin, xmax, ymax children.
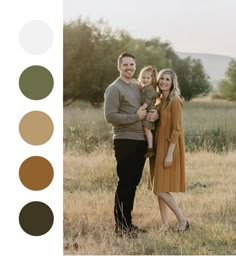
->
<box><xmin>19</xmin><ymin>156</ymin><xmax>54</xmax><ymax>191</ymax></box>
<box><xmin>19</xmin><ymin>201</ymin><xmax>54</xmax><ymax>236</ymax></box>
<box><xmin>19</xmin><ymin>65</ymin><xmax>53</xmax><ymax>100</ymax></box>
<box><xmin>19</xmin><ymin>111</ymin><xmax>54</xmax><ymax>145</ymax></box>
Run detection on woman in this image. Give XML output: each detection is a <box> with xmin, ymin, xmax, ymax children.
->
<box><xmin>148</xmin><ymin>68</ymin><xmax>189</xmax><ymax>232</ymax></box>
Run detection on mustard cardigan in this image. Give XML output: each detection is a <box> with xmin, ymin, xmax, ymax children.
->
<box><xmin>148</xmin><ymin>95</ymin><xmax>186</xmax><ymax>193</ymax></box>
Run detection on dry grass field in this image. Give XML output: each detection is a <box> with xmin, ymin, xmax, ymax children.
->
<box><xmin>63</xmin><ymin>99</ymin><xmax>236</xmax><ymax>255</ymax></box>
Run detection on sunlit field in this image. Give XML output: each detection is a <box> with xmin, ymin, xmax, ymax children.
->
<box><xmin>63</xmin><ymin>99</ymin><xmax>236</xmax><ymax>255</ymax></box>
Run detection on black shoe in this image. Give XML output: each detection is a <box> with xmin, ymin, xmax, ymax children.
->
<box><xmin>115</xmin><ymin>225</ymin><xmax>138</xmax><ymax>239</ymax></box>
<box><xmin>129</xmin><ymin>224</ymin><xmax>147</xmax><ymax>233</ymax></box>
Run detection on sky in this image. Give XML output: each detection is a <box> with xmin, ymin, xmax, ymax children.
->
<box><xmin>64</xmin><ymin>0</ymin><xmax>236</xmax><ymax>58</ymax></box>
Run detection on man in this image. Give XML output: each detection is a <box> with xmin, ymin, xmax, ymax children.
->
<box><xmin>104</xmin><ymin>52</ymin><xmax>157</xmax><ymax>238</ymax></box>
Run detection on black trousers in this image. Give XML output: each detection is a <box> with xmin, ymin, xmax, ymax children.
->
<box><xmin>113</xmin><ymin>139</ymin><xmax>147</xmax><ymax>228</ymax></box>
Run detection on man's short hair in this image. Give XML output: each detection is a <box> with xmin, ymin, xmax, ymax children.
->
<box><xmin>117</xmin><ymin>52</ymin><xmax>136</xmax><ymax>66</ymax></box>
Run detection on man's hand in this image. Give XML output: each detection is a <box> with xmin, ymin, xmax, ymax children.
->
<box><xmin>141</xmin><ymin>103</ymin><xmax>148</xmax><ymax>110</ymax></box>
<box><xmin>137</xmin><ymin>106</ymin><xmax>147</xmax><ymax>120</ymax></box>
<box><xmin>146</xmin><ymin>110</ymin><xmax>159</xmax><ymax>122</ymax></box>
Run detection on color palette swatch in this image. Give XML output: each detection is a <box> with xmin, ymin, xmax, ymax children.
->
<box><xmin>19</xmin><ymin>201</ymin><xmax>54</xmax><ymax>236</ymax></box>
<box><xmin>19</xmin><ymin>20</ymin><xmax>54</xmax><ymax>55</ymax></box>
<box><xmin>19</xmin><ymin>111</ymin><xmax>54</xmax><ymax>145</ymax></box>
<box><xmin>1</xmin><ymin>0</ymin><xmax>63</xmax><ymax>255</ymax></box>
<box><xmin>19</xmin><ymin>65</ymin><xmax>54</xmax><ymax>100</ymax></box>
<box><xmin>19</xmin><ymin>156</ymin><xmax>54</xmax><ymax>191</ymax></box>
<box><xmin>18</xmin><ymin>21</ymin><xmax>55</xmax><ymax>238</ymax></box>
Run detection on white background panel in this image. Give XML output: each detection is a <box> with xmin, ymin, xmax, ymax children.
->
<box><xmin>0</xmin><ymin>0</ymin><xmax>63</xmax><ymax>255</ymax></box>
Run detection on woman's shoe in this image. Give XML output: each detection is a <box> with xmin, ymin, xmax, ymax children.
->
<box><xmin>158</xmin><ymin>224</ymin><xmax>169</xmax><ymax>233</ymax></box>
<box><xmin>177</xmin><ymin>220</ymin><xmax>190</xmax><ymax>232</ymax></box>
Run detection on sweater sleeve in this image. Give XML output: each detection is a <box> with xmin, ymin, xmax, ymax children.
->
<box><xmin>168</xmin><ymin>96</ymin><xmax>183</xmax><ymax>144</ymax></box>
<box><xmin>104</xmin><ymin>85</ymin><xmax>140</xmax><ymax>125</ymax></box>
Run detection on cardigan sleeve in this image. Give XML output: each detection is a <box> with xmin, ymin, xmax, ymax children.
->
<box><xmin>168</xmin><ymin>96</ymin><xmax>183</xmax><ymax>144</ymax></box>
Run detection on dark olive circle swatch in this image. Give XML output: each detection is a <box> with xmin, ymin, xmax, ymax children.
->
<box><xmin>19</xmin><ymin>156</ymin><xmax>54</xmax><ymax>191</ymax></box>
<box><xmin>19</xmin><ymin>65</ymin><xmax>54</xmax><ymax>100</ymax></box>
<box><xmin>19</xmin><ymin>201</ymin><xmax>54</xmax><ymax>236</ymax></box>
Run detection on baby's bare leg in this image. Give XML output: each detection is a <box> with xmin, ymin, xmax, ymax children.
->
<box><xmin>144</xmin><ymin>127</ymin><xmax>153</xmax><ymax>148</ymax></box>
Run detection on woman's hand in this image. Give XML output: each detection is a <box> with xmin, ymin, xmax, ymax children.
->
<box><xmin>164</xmin><ymin>153</ymin><xmax>173</xmax><ymax>168</ymax></box>
<box><xmin>146</xmin><ymin>110</ymin><xmax>159</xmax><ymax>122</ymax></box>
<box><xmin>164</xmin><ymin>143</ymin><xmax>176</xmax><ymax>168</ymax></box>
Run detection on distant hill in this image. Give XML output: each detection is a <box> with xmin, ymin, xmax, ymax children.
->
<box><xmin>177</xmin><ymin>52</ymin><xmax>235</xmax><ymax>88</ymax></box>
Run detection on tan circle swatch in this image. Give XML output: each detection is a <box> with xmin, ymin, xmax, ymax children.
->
<box><xmin>19</xmin><ymin>111</ymin><xmax>53</xmax><ymax>145</ymax></box>
<box><xmin>19</xmin><ymin>156</ymin><xmax>54</xmax><ymax>191</ymax></box>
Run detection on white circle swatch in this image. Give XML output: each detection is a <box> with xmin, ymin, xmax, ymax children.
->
<box><xmin>19</xmin><ymin>20</ymin><xmax>53</xmax><ymax>54</ymax></box>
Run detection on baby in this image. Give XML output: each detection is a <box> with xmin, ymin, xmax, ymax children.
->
<box><xmin>138</xmin><ymin>65</ymin><xmax>160</xmax><ymax>158</ymax></box>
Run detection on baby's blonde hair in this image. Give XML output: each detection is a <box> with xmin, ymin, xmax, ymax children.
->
<box><xmin>138</xmin><ymin>65</ymin><xmax>158</xmax><ymax>89</ymax></box>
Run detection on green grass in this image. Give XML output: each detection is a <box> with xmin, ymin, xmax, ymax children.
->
<box><xmin>64</xmin><ymin>99</ymin><xmax>236</xmax><ymax>153</ymax></box>
<box><xmin>183</xmin><ymin>101</ymin><xmax>236</xmax><ymax>152</ymax></box>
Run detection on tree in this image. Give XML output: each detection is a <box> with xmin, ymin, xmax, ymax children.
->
<box><xmin>176</xmin><ymin>57</ymin><xmax>211</xmax><ymax>101</ymax></box>
<box><xmin>63</xmin><ymin>17</ymin><xmax>212</xmax><ymax>105</ymax></box>
<box><xmin>63</xmin><ymin>18</ymin><xmax>136</xmax><ymax>106</ymax></box>
<box><xmin>64</xmin><ymin>18</ymin><xmax>95</xmax><ymax>103</ymax></box>
<box><xmin>218</xmin><ymin>59</ymin><xmax>236</xmax><ymax>100</ymax></box>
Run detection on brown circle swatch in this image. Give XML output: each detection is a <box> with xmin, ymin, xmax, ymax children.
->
<box><xmin>19</xmin><ymin>156</ymin><xmax>54</xmax><ymax>191</ymax></box>
<box><xmin>19</xmin><ymin>111</ymin><xmax>53</xmax><ymax>145</ymax></box>
<box><xmin>19</xmin><ymin>201</ymin><xmax>54</xmax><ymax>236</ymax></box>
